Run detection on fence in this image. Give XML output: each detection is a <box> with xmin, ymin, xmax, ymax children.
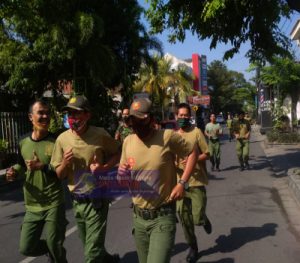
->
<box><xmin>0</xmin><ymin>112</ymin><xmax>31</xmax><ymax>154</ymax></box>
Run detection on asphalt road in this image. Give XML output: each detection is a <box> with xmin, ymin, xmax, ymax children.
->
<box><xmin>1</xmin><ymin>127</ymin><xmax>300</xmax><ymax>263</ymax></box>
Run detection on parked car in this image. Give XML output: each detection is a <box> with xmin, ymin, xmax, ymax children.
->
<box><xmin>216</xmin><ymin>115</ymin><xmax>225</xmax><ymax>124</ymax></box>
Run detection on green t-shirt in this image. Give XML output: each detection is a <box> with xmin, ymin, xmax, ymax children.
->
<box><xmin>51</xmin><ymin>126</ymin><xmax>120</xmax><ymax>194</ymax></box>
<box><xmin>233</xmin><ymin>119</ymin><xmax>251</xmax><ymax>138</ymax></box>
<box><xmin>120</xmin><ymin>129</ymin><xmax>193</xmax><ymax>209</ymax></box>
<box><xmin>226</xmin><ymin>119</ymin><xmax>233</xmax><ymax>128</ymax></box>
<box><xmin>177</xmin><ymin>127</ymin><xmax>209</xmax><ymax>187</ymax></box>
<box><xmin>205</xmin><ymin>122</ymin><xmax>222</xmax><ymax>139</ymax></box>
<box><xmin>116</xmin><ymin>124</ymin><xmax>133</xmax><ymax>143</ymax></box>
<box><xmin>14</xmin><ymin>133</ymin><xmax>64</xmax><ymax>212</ymax></box>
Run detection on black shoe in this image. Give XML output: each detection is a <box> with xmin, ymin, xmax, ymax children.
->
<box><xmin>239</xmin><ymin>165</ymin><xmax>244</xmax><ymax>171</ymax></box>
<box><xmin>105</xmin><ymin>253</ymin><xmax>120</xmax><ymax>263</ymax></box>
<box><xmin>211</xmin><ymin>166</ymin><xmax>215</xmax><ymax>171</ymax></box>
<box><xmin>216</xmin><ymin>167</ymin><xmax>221</xmax><ymax>172</ymax></box>
<box><xmin>186</xmin><ymin>247</ymin><xmax>198</xmax><ymax>263</ymax></box>
<box><xmin>245</xmin><ymin>163</ymin><xmax>250</xmax><ymax>170</ymax></box>
<box><xmin>203</xmin><ymin>218</ymin><xmax>212</xmax><ymax>234</ymax></box>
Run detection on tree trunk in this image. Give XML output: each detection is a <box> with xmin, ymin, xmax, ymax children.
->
<box><xmin>290</xmin><ymin>87</ymin><xmax>299</xmax><ymax>131</ymax></box>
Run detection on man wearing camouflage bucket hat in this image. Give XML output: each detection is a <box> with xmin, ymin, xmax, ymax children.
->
<box><xmin>118</xmin><ymin>97</ymin><xmax>198</xmax><ymax>263</ymax></box>
<box><xmin>51</xmin><ymin>95</ymin><xmax>121</xmax><ymax>263</ymax></box>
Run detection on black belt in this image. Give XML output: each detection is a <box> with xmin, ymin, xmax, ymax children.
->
<box><xmin>133</xmin><ymin>203</ymin><xmax>175</xmax><ymax>220</ymax></box>
<box><xmin>70</xmin><ymin>193</ymin><xmax>92</xmax><ymax>203</ymax></box>
<box><xmin>210</xmin><ymin>138</ymin><xmax>219</xmax><ymax>142</ymax></box>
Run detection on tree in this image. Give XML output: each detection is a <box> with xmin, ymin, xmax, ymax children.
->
<box><xmin>260</xmin><ymin>57</ymin><xmax>300</xmax><ymax>127</ymax></box>
<box><xmin>207</xmin><ymin>60</ymin><xmax>255</xmax><ymax>114</ymax></box>
<box><xmin>133</xmin><ymin>55</ymin><xmax>194</xmax><ymax>119</ymax></box>
<box><xmin>145</xmin><ymin>0</ymin><xmax>296</xmax><ymax>62</ymax></box>
<box><xmin>0</xmin><ymin>0</ymin><xmax>162</xmax><ymax>115</ymax></box>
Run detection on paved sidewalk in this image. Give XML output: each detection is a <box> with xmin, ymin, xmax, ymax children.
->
<box><xmin>253</xmin><ymin>125</ymin><xmax>300</xmax><ymax>206</ymax></box>
<box><xmin>250</xmin><ymin>126</ymin><xmax>300</xmax><ymax>235</ymax></box>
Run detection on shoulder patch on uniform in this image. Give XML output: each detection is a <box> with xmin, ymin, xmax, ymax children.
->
<box><xmin>132</xmin><ymin>102</ymin><xmax>141</xmax><ymax>110</ymax></box>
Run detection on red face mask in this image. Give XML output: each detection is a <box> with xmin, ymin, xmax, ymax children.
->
<box><xmin>67</xmin><ymin>117</ymin><xmax>86</xmax><ymax>132</ymax></box>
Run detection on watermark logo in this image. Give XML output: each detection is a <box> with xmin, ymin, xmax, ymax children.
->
<box><xmin>72</xmin><ymin>167</ymin><xmax>160</xmax><ymax>199</ymax></box>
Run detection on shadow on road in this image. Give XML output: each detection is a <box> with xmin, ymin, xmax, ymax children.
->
<box><xmin>219</xmin><ymin>165</ymin><xmax>240</xmax><ymax>172</ymax></box>
<box><xmin>267</xmin><ymin>151</ymin><xmax>300</xmax><ymax>178</ymax></box>
<box><xmin>250</xmin><ymin>140</ymin><xmax>264</xmax><ymax>144</ymax></box>
<box><xmin>7</xmin><ymin>211</ymin><xmax>25</xmax><ymax>219</ymax></box>
<box><xmin>200</xmin><ymin>258</ymin><xmax>234</xmax><ymax>263</ymax></box>
<box><xmin>208</xmin><ymin>174</ymin><xmax>225</xmax><ymax>181</ymax></box>
<box><xmin>199</xmin><ymin>223</ymin><xmax>277</xmax><ymax>258</ymax></box>
<box><xmin>0</xmin><ymin>183</ymin><xmax>24</xmax><ymax>203</ymax></box>
<box><xmin>171</xmin><ymin>242</ymin><xmax>189</xmax><ymax>256</ymax></box>
<box><xmin>121</xmin><ymin>250</ymin><xmax>138</xmax><ymax>263</ymax></box>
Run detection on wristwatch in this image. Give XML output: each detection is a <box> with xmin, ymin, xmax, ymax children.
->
<box><xmin>178</xmin><ymin>179</ymin><xmax>189</xmax><ymax>190</ymax></box>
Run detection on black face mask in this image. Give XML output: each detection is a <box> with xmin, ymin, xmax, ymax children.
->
<box><xmin>177</xmin><ymin>118</ymin><xmax>191</xmax><ymax>128</ymax></box>
<box><xmin>131</xmin><ymin>118</ymin><xmax>152</xmax><ymax>139</ymax></box>
<box><xmin>122</xmin><ymin>115</ymin><xmax>129</xmax><ymax>123</ymax></box>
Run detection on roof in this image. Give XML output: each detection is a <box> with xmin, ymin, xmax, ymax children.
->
<box><xmin>290</xmin><ymin>19</ymin><xmax>300</xmax><ymax>41</ymax></box>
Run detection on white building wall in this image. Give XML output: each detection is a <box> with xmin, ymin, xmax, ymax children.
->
<box><xmin>283</xmin><ymin>95</ymin><xmax>292</xmax><ymax>122</ymax></box>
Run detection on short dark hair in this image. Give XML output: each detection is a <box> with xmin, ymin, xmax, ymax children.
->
<box><xmin>177</xmin><ymin>103</ymin><xmax>191</xmax><ymax>116</ymax></box>
<box><xmin>29</xmin><ymin>99</ymin><xmax>49</xmax><ymax>113</ymax></box>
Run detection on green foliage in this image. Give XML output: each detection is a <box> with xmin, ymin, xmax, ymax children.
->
<box><xmin>260</xmin><ymin>57</ymin><xmax>300</xmax><ymax>96</ymax></box>
<box><xmin>267</xmin><ymin>130</ymin><xmax>300</xmax><ymax>143</ymax></box>
<box><xmin>49</xmin><ymin>112</ymin><xmax>64</xmax><ymax>136</ymax></box>
<box><xmin>0</xmin><ymin>0</ymin><xmax>162</xmax><ymax>121</ymax></box>
<box><xmin>0</xmin><ymin>138</ymin><xmax>8</xmax><ymax>153</ymax></box>
<box><xmin>133</xmin><ymin>55</ymin><xmax>194</xmax><ymax>118</ymax></box>
<box><xmin>260</xmin><ymin>56</ymin><xmax>300</xmax><ymax>128</ymax></box>
<box><xmin>271</xmin><ymin>96</ymin><xmax>290</xmax><ymax>131</ymax></box>
<box><xmin>145</xmin><ymin>0</ymin><xmax>293</xmax><ymax>62</ymax></box>
<box><xmin>207</xmin><ymin>60</ymin><xmax>255</xmax><ymax>114</ymax></box>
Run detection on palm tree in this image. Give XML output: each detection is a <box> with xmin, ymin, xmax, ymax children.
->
<box><xmin>133</xmin><ymin>55</ymin><xmax>194</xmax><ymax>119</ymax></box>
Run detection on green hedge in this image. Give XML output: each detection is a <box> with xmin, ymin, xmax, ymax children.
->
<box><xmin>266</xmin><ymin>130</ymin><xmax>300</xmax><ymax>143</ymax></box>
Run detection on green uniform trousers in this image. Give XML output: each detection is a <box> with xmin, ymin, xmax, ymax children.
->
<box><xmin>132</xmin><ymin>211</ymin><xmax>177</xmax><ymax>263</ymax></box>
<box><xmin>236</xmin><ymin>139</ymin><xmax>250</xmax><ymax>165</ymax></box>
<box><xmin>19</xmin><ymin>204</ymin><xmax>68</xmax><ymax>263</ymax></box>
<box><xmin>73</xmin><ymin>199</ymin><xmax>112</xmax><ymax>263</ymax></box>
<box><xmin>208</xmin><ymin>139</ymin><xmax>221</xmax><ymax>168</ymax></box>
<box><xmin>229</xmin><ymin>128</ymin><xmax>234</xmax><ymax>141</ymax></box>
<box><xmin>177</xmin><ymin>186</ymin><xmax>207</xmax><ymax>248</ymax></box>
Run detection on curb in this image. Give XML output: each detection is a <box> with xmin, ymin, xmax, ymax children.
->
<box><xmin>259</xmin><ymin>134</ymin><xmax>300</xmax><ymax>206</ymax></box>
<box><xmin>288</xmin><ymin>168</ymin><xmax>300</xmax><ymax>207</ymax></box>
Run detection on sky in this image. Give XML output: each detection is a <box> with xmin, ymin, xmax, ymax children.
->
<box><xmin>138</xmin><ymin>1</ymin><xmax>300</xmax><ymax>82</ymax></box>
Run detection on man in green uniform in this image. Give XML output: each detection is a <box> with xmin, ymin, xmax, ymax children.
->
<box><xmin>233</xmin><ymin>111</ymin><xmax>251</xmax><ymax>171</ymax></box>
<box><xmin>226</xmin><ymin>113</ymin><xmax>234</xmax><ymax>142</ymax></box>
<box><xmin>51</xmin><ymin>95</ymin><xmax>120</xmax><ymax>263</ymax></box>
<box><xmin>176</xmin><ymin>103</ymin><xmax>212</xmax><ymax>263</ymax></box>
<box><xmin>6</xmin><ymin>99</ymin><xmax>67</xmax><ymax>262</ymax></box>
<box><xmin>115</xmin><ymin>107</ymin><xmax>133</xmax><ymax>143</ymax></box>
<box><xmin>205</xmin><ymin>113</ymin><xmax>222</xmax><ymax>171</ymax></box>
<box><xmin>118</xmin><ymin>98</ymin><xmax>197</xmax><ymax>263</ymax></box>
<box><xmin>244</xmin><ymin>112</ymin><xmax>252</xmax><ymax>123</ymax></box>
